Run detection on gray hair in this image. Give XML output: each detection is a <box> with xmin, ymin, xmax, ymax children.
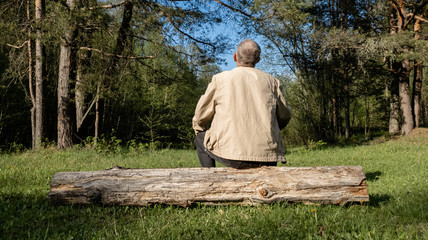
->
<box><xmin>236</xmin><ymin>39</ymin><xmax>261</xmax><ymax>67</ymax></box>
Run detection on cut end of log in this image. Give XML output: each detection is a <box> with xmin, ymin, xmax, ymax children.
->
<box><xmin>49</xmin><ymin>166</ymin><xmax>369</xmax><ymax>206</ymax></box>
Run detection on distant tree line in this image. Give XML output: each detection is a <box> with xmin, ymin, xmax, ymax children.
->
<box><xmin>0</xmin><ymin>0</ymin><xmax>427</xmax><ymax>150</ymax></box>
<box><xmin>217</xmin><ymin>0</ymin><xmax>427</xmax><ymax>145</ymax></box>
<box><xmin>0</xmin><ymin>0</ymin><xmax>223</xmax><ymax>150</ymax></box>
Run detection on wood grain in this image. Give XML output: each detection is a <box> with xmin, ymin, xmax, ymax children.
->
<box><xmin>49</xmin><ymin>166</ymin><xmax>369</xmax><ymax>206</ymax></box>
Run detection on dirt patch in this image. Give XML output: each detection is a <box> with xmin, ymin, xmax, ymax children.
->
<box><xmin>368</xmin><ymin>127</ymin><xmax>428</xmax><ymax>145</ymax></box>
<box><xmin>404</xmin><ymin>127</ymin><xmax>428</xmax><ymax>138</ymax></box>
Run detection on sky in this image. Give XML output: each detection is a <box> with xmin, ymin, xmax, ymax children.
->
<box><xmin>208</xmin><ymin>18</ymin><xmax>286</xmax><ymax>75</ymax></box>
<box><xmin>211</xmin><ymin>23</ymin><xmax>273</xmax><ymax>73</ymax></box>
<box><xmin>218</xmin><ymin>51</ymin><xmax>236</xmax><ymax>71</ymax></box>
<box><xmin>168</xmin><ymin>0</ymin><xmax>288</xmax><ymax>76</ymax></box>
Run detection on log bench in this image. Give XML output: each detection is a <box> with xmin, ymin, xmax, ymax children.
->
<box><xmin>49</xmin><ymin>166</ymin><xmax>369</xmax><ymax>207</ymax></box>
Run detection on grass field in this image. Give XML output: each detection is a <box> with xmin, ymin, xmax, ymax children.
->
<box><xmin>1</xmin><ymin>129</ymin><xmax>427</xmax><ymax>239</ymax></box>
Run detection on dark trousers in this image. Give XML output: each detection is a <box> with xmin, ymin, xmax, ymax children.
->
<box><xmin>194</xmin><ymin>132</ymin><xmax>277</xmax><ymax>169</ymax></box>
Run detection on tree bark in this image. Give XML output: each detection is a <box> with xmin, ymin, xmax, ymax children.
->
<box><xmin>75</xmin><ymin>48</ymin><xmax>84</xmax><ymax>132</ymax></box>
<box><xmin>34</xmin><ymin>0</ymin><xmax>44</xmax><ymax>148</ymax></box>
<box><xmin>397</xmin><ymin>58</ymin><xmax>414</xmax><ymax>135</ymax></box>
<box><xmin>412</xmin><ymin>19</ymin><xmax>423</xmax><ymax>128</ymax></box>
<box><xmin>57</xmin><ymin>0</ymin><xmax>75</xmax><ymax>149</ymax></box>
<box><xmin>49</xmin><ymin>166</ymin><xmax>369</xmax><ymax>206</ymax></box>
<box><xmin>75</xmin><ymin>49</ymin><xmax>88</xmax><ymax>132</ymax></box>
<box><xmin>112</xmin><ymin>1</ymin><xmax>133</xmax><ymax>62</ymax></box>
<box><xmin>412</xmin><ymin>64</ymin><xmax>422</xmax><ymax>128</ymax></box>
<box><xmin>388</xmin><ymin>9</ymin><xmax>400</xmax><ymax>134</ymax></box>
<box><xmin>94</xmin><ymin>83</ymin><xmax>101</xmax><ymax>147</ymax></box>
<box><xmin>388</xmin><ymin>0</ymin><xmax>414</xmax><ymax>135</ymax></box>
<box><xmin>344</xmin><ymin>70</ymin><xmax>350</xmax><ymax>139</ymax></box>
<box><xmin>364</xmin><ymin>94</ymin><xmax>370</xmax><ymax>136</ymax></box>
<box><xmin>389</xmin><ymin>73</ymin><xmax>400</xmax><ymax>134</ymax></box>
<box><xmin>391</xmin><ymin>0</ymin><xmax>413</xmax><ymax>135</ymax></box>
<box><xmin>331</xmin><ymin>76</ymin><xmax>339</xmax><ymax>136</ymax></box>
<box><xmin>28</xmin><ymin>0</ymin><xmax>36</xmax><ymax>149</ymax></box>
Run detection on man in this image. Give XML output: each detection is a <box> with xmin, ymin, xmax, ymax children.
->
<box><xmin>192</xmin><ymin>39</ymin><xmax>292</xmax><ymax>169</ymax></box>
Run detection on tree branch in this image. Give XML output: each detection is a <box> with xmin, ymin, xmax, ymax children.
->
<box><xmin>77</xmin><ymin>95</ymin><xmax>97</xmax><ymax>130</ymax></box>
<box><xmin>79</xmin><ymin>47</ymin><xmax>155</xmax><ymax>59</ymax></box>
<box><xmin>166</xmin><ymin>15</ymin><xmax>216</xmax><ymax>50</ymax></box>
<box><xmin>413</xmin><ymin>14</ymin><xmax>428</xmax><ymax>23</ymax></box>
<box><xmin>389</xmin><ymin>0</ymin><xmax>407</xmax><ymax>29</ymax></box>
<box><xmin>6</xmin><ymin>41</ymin><xmax>29</xmax><ymax>49</ymax></box>
<box><xmin>132</xmin><ymin>34</ymin><xmax>192</xmax><ymax>57</ymax></box>
<box><xmin>0</xmin><ymin>0</ymin><xmax>16</xmax><ymax>18</ymax></box>
<box><xmin>214</xmin><ymin>0</ymin><xmax>275</xmax><ymax>20</ymax></box>
<box><xmin>214</xmin><ymin>0</ymin><xmax>253</xmax><ymax>18</ymax></box>
<box><xmin>89</xmin><ymin>0</ymin><xmax>131</xmax><ymax>10</ymax></box>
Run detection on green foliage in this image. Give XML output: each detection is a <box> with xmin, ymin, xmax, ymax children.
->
<box><xmin>0</xmin><ymin>0</ymin><xmax>427</xmax><ymax>150</ymax></box>
<box><xmin>307</xmin><ymin>139</ymin><xmax>327</xmax><ymax>150</ymax></box>
<box><xmin>245</xmin><ymin>0</ymin><xmax>428</xmax><ymax>142</ymax></box>
<box><xmin>1</xmin><ymin>133</ymin><xmax>427</xmax><ymax>239</ymax></box>
<box><xmin>0</xmin><ymin>0</ymin><xmax>228</xmax><ymax>150</ymax></box>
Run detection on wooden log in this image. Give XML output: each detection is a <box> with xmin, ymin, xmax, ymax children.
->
<box><xmin>49</xmin><ymin>166</ymin><xmax>369</xmax><ymax>206</ymax></box>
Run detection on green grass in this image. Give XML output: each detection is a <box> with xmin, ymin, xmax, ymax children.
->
<box><xmin>1</xmin><ymin>134</ymin><xmax>427</xmax><ymax>239</ymax></box>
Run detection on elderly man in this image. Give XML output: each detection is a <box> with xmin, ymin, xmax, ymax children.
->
<box><xmin>192</xmin><ymin>39</ymin><xmax>292</xmax><ymax>169</ymax></box>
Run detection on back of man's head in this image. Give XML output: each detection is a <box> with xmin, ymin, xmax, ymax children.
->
<box><xmin>236</xmin><ymin>39</ymin><xmax>261</xmax><ymax>67</ymax></box>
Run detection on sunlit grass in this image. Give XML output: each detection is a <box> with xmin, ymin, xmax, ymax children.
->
<box><xmin>1</xmin><ymin>133</ymin><xmax>427</xmax><ymax>239</ymax></box>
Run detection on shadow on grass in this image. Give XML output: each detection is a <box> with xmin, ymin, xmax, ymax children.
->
<box><xmin>0</xmin><ymin>193</ymin><xmax>126</xmax><ymax>239</ymax></box>
<box><xmin>365</xmin><ymin>171</ymin><xmax>382</xmax><ymax>181</ymax></box>
<box><xmin>2</xmin><ymin>187</ymin><xmax>427</xmax><ymax>239</ymax></box>
<box><xmin>368</xmin><ymin>194</ymin><xmax>391</xmax><ymax>207</ymax></box>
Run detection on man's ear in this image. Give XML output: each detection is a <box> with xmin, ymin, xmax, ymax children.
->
<box><xmin>233</xmin><ymin>53</ymin><xmax>237</xmax><ymax>62</ymax></box>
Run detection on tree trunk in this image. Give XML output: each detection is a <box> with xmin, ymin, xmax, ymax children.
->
<box><xmin>412</xmin><ymin>19</ymin><xmax>423</xmax><ymax>128</ymax></box>
<box><xmin>34</xmin><ymin>0</ymin><xmax>44</xmax><ymax>148</ymax></box>
<box><xmin>412</xmin><ymin>64</ymin><xmax>422</xmax><ymax>128</ymax></box>
<box><xmin>389</xmin><ymin>73</ymin><xmax>400</xmax><ymax>133</ymax></box>
<box><xmin>94</xmin><ymin>83</ymin><xmax>101</xmax><ymax>148</ymax></box>
<box><xmin>27</xmin><ymin>0</ymin><xmax>35</xmax><ymax>149</ymax></box>
<box><xmin>422</xmin><ymin>98</ymin><xmax>427</xmax><ymax>126</ymax></box>
<box><xmin>398</xmin><ymin>58</ymin><xmax>414</xmax><ymax>135</ymax></box>
<box><xmin>344</xmin><ymin>72</ymin><xmax>350</xmax><ymax>139</ymax></box>
<box><xmin>75</xmin><ymin>50</ymin><xmax>85</xmax><ymax>132</ymax></box>
<box><xmin>388</xmin><ymin>0</ymin><xmax>413</xmax><ymax>135</ymax></box>
<box><xmin>57</xmin><ymin>0</ymin><xmax>74</xmax><ymax>149</ymax></box>
<box><xmin>340</xmin><ymin>3</ymin><xmax>350</xmax><ymax>139</ymax></box>
<box><xmin>387</xmin><ymin>2</ymin><xmax>401</xmax><ymax>134</ymax></box>
<box><xmin>331</xmin><ymin>76</ymin><xmax>339</xmax><ymax>136</ymax></box>
<box><xmin>49</xmin><ymin>166</ymin><xmax>369</xmax><ymax>206</ymax></box>
<box><xmin>388</xmin><ymin>10</ymin><xmax>400</xmax><ymax>134</ymax></box>
<box><xmin>364</xmin><ymin>94</ymin><xmax>370</xmax><ymax>136</ymax></box>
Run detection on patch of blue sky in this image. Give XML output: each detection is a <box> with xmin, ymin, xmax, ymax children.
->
<box><xmin>208</xmin><ymin>18</ymin><xmax>293</xmax><ymax>79</ymax></box>
<box><xmin>145</xmin><ymin>0</ymin><xmax>293</xmax><ymax>78</ymax></box>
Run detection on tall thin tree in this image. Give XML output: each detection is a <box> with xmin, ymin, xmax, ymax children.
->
<box><xmin>412</xmin><ymin>14</ymin><xmax>425</xmax><ymax>128</ymax></box>
<box><xmin>34</xmin><ymin>0</ymin><xmax>44</xmax><ymax>148</ymax></box>
<box><xmin>27</xmin><ymin>0</ymin><xmax>36</xmax><ymax>148</ymax></box>
<box><xmin>57</xmin><ymin>0</ymin><xmax>75</xmax><ymax>148</ymax></box>
<box><xmin>389</xmin><ymin>0</ymin><xmax>414</xmax><ymax>135</ymax></box>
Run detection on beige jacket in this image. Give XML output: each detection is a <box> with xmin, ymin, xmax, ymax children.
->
<box><xmin>192</xmin><ymin>67</ymin><xmax>292</xmax><ymax>162</ymax></box>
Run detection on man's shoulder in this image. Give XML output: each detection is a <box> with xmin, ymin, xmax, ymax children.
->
<box><xmin>215</xmin><ymin>67</ymin><xmax>273</xmax><ymax>77</ymax></box>
<box><xmin>213</xmin><ymin>68</ymin><xmax>278</xmax><ymax>87</ymax></box>
<box><xmin>213</xmin><ymin>69</ymin><xmax>235</xmax><ymax>78</ymax></box>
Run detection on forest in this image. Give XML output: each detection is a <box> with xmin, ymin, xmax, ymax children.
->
<box><xmin>0</xmin><ymin>0</ymin><xmax>427</xmax><ymax>151</ymax></box>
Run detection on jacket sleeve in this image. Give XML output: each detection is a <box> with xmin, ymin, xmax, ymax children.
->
<box><xmin>276</xmin><ymin>81</ymin><xmax>292</xmax><ymax>130</ymax></box>
<box><xmin>192</xmin><ymin>77</ymin><xmax>217</xmax><ymax>134</ymax></box>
